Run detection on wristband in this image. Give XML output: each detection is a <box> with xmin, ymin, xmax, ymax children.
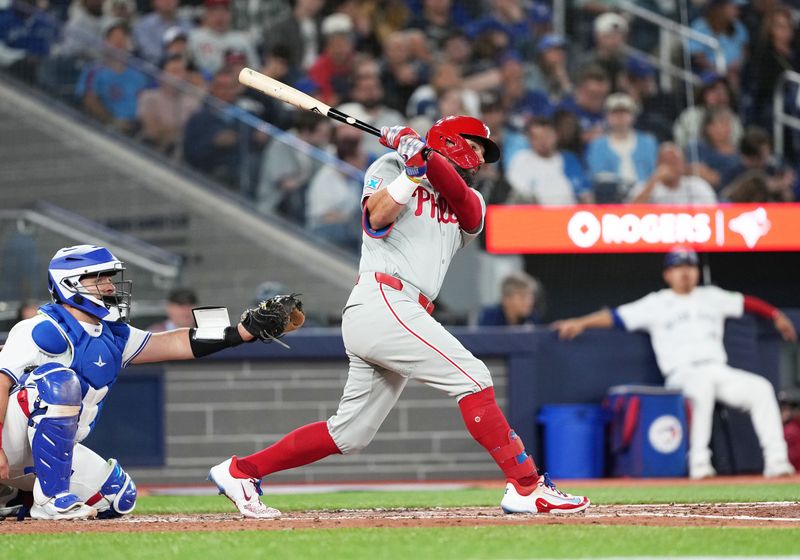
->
<box><xmin>189</xmin><ymin>326</ymin><xmax>249</xmax><ymax>358</ymax></box>
<box><xmin>386</xmin><ymin>173</ymin><xmax>419</xmax><ymax>205</ymax></box>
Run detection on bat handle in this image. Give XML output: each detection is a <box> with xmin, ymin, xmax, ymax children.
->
<box><xmin>327</xmin><ymin>107</ymin><xmax>381</xmax><ymax>137</ymax></box>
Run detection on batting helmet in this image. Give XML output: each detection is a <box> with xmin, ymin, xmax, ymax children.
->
<box><xmin>663</xmin><ymin>246</ymin><xmax>699</xmax><ymax>269</ymax></box>
<box><xmin>426</xmin><ymin>116</ymin><xmax>500</xmax><ymax>170</ymax></box>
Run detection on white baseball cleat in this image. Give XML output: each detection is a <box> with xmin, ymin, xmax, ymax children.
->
<box><xmin>30</xmin><ymin>492</ymin><xmax>97</xmax><ymax>520</ymax></box>
<box><xmin>208</xmin><ymin>457</ymin><xmax>281</xmax><ymax>519</ymax></box>
<box><xmin>689</xmin><ymin>463</ymin><xmax>717</xmax><ymax>480</ymax></box>
<box><xmin>763</xmin><ymin>460</ymin><xmax>796</xmax><ymax>478</ymax></box>
<box><xmin>0</xmin><ymin>486</ymin><xmax>23</xmax><ymax>517</ymax></box>
<box><xmin>501</xmin><ymin>473</ymin><xmax>590</xmax><ymax>514</ymax></box>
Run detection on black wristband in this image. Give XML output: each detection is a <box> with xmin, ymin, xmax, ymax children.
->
<box><xmin>189</xmin><ymin>326</ymin><xmax>248</xmax><ymax>358</ymax></box>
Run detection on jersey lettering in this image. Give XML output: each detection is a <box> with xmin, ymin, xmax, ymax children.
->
<box><xmin>413</xmin><ymin>186</ymin><xmax>460</xmax><ymax>225</ymax></box>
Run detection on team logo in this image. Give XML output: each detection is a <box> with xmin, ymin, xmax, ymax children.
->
<box><xmin>729</xmin><ymin>207</ymin><xmax>771</xmax><ymax>248</ymax></box>
<box><xmin>648</xmin><ymin>415</ymin><xmax>683</xmax><ymax>454</ymax></box>
<box><xmin>93</xmin><ymin>355</ymin><xmax>107</xmax><ymax>368</ymax></box>
<box><xmin>365</xmin><ymin>176</ymin><xmax>383</xmax><ymax>190</ymax></box>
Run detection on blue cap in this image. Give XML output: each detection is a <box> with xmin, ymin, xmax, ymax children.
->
<box><xmin>663</xmin><ymin>247</ymin><xmax>699</xmax><ymax>269</ymax></box>
<box><xmin>699</xmin><ymin>70</ymin><xmax>725</xmax><ymax>86</ymax></box>
<box><xmin>625</xmin><ymin>56</ymin><xmax>655</xmax><ymax>78</ymax></box>
<box><xmin>537</xmin><ymin>33</ymin><xmax>566</xmax><ymax>53</ymax></box>
<box><xmin>529</xmin><ymin>2</ymin><xmax>552</xmax><ymax>24</ymax></box>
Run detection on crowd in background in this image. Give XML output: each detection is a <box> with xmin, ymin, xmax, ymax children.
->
<box><xmin>2</xmin><ymin>0</ymin><xmax>800</xmax><ymax>251</ymax></box>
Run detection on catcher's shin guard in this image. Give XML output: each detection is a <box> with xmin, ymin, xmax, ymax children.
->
<box><xmin>28</xmin><ymin>364</ymin><xmax>82</xmax><ymax>498</ymax></box>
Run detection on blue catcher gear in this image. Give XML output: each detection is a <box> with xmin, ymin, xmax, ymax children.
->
<box><xmin>69</xmin><ymin>446</ymin><xmax>138</xmax><ymax>518</ymax></box>
<box><xmin>27</xmin><ymin>363</ymin><xmax>82</xmax><ymax>498</ymax></box>
<box><xmin>96</xmin><ymin>460</ymin><xmax>137</xmax><ymax>518</ymax></box>
<box><xmin>47</xmin><ymin>245</ymin><xmax>132</xmax><ymax>321</ymax></box>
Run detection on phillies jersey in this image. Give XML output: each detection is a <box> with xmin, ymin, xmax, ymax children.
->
<box><xmin>359</xmin><ymin>152</ymin><xmax>485</xmax><ymax>300</ymax></box>
<box><xmin>615</xmin><ymin>286</ymin><xmax>745</xmax><ymax>374</ymax></box>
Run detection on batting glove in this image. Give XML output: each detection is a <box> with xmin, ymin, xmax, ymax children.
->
<box><xmin>397</xmin><ymin>134</ymin><xmax>428</xmax><ymax>180</ymax></box>
<box><xmin>380</xmin><ymin>125</ymin><xmax>419</xmax><ymax>150</ymax></box>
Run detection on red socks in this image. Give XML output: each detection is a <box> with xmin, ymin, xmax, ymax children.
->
<box><xmin>458</xmin><ymin>387</ymin><xmax>539</xmax><ymax>487</ymax></box>
<box><xmin>231</xmin><ymin>421</ymin><xmax>341</xmax><ymax>479</ymax></box>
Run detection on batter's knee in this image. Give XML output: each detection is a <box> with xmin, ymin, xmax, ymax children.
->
<box><xmin>327</xmin><ymin>418</ymin><xmax>377</xmax><ymax>455</ymax></box>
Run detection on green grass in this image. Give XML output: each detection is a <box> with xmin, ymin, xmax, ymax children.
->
<box><xmin>4</xmin><ymin>483</ymin><xmax>800</xmax><ymax>559</ymax></box>
<box><xmin>4</xmin><ymin>526</ymin><xmax>800</xmax><ymax>559</ymax></box>
<box><xmin>134</xmin><ymin>482</ymin><xmax>800</xmax><ymax>514</ymax></box>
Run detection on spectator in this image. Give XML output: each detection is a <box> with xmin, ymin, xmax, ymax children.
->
<box><xmin>586</xmin><ymin>93</ymin><xmax>658</xmax><ymax>193</ymax></box>
<box><xmin>749</xmin><ymin>6</ymin><xmax>799</xmax><ymax>131</ymax></box>
<box><xmin>76</xmin><ymin>20</ymin><xmax>148</xmax><ymax>135</ymax></box>
<box><xmin>556</xmin><ymin>65</ymin><xmax>611</xmax><ymax>149</ymax></box>
<box><xmin>0</xmin><ymin>0</ymin><xmax>59</xmax><ymax>82</ymax></box>
<box><xmin>721</xmin><ymin>126</ymin><xmax>796</xmax><ymax>201</ymax></box>
<box><xmin>673</xmin><ymin>72</ymin><xmax>743</xmax><ymax>150</ymax></box>
<box><xmin>688</xmin><ymin>0</ymin><xmax>749</xmax><ymax>85</ymax></box>
<box><xmin>161</xmin><ymin>26</ymin><xmax>206</xmax><ymax>87</ymax></box>
<box><xmin>554</xmin><ymin>246</ymin><xmax>797</xmax><ymax>479</ymax></box>
<box><xmin>506</xmin><ymin>116</ymin><xmax>591</xmax><ymax>205</ymax></box>
<box><xmin>305</xmin><ymin>124</ymin><xmax>364</xmax><ymax>251</ymax></box>
<box><xmin>620</xmin><ymin>56</ymin><xmax>680</xmax><ymax>142</ymax></box>
<box><xmin>379</xmin><ymin>30</ymin><xmax>427</xmax><ymax>113</ymax></box>
<box><xmin>138</xmin><ymin>54</ymin><xmax>201</xmax><ymax>155</ymax></box>
<box><xmin>188</xmin><ymin>0</ymin><xmax>259</xmax><ymax>77</ymax></box>
<box><xmin>338</xmin><ymin>62</ymin><xmax>404</xmax><ymax>159</ymax></box>
<box><xmin>553</xmin><ymin>108</ymin><xmax>583</xmax><ymax>155</ymax></box>
<box><xmin>132</xmin><ymin>0</ymin><xmax>192</xmax><ymax>66</ymax></box>
<box><xmin>105</xmin><ymin>0</ymin><xmax>137</xmax><ymax>27</ymax></box>
<box><xmin>307</xmin><ymin>12</ymin><xmax>356</xmax><ymax>106</ymax></box>
<box><xmin>407</xmin><ymin>0</ymin><xmax>456</xmax><ymax>51</ymax></box>
<box><xmin>53</xmin><ymin>0</ymin><xmax>105</xmax><ymax>60</ymax></box>
<box><xmin>237</xmin><ymin>46</ymin><xmax>294</xmax><ymax>130</ymax></box>
<box><xmin>628</xmin><ymin>143</ymin><xmax>717</xmax><ymax>204</ymax></box>
<box><xmin>496</xmin><ymin>52</ymin><xmax>551</xmax><ymax>132</ymax></box>
<box><xmin>464</xmin><ymin>0</ymin><xmax>544</xmax><ymax>57</ymax></box>
<box><xmin>262</xmin><ymin>0</ymin><xmax>324</xmax><ymax>74</ymax></box>
<box><xmin>526</xmin><ymin>34</ymin><xmax>572</xmax><ymax>105</ymax></box>
<box><xmin>406</xmin><ymin>60</ymin><xmax>479</xmax><ymax>124</ymax></box>
<box><xmin>183</xmin><ymin>67</ymin><xmax>268</xmax><ymax>189</ymax></box>
<box><xmin>685</xmin><ymin>107</ymin><xmax>741</xmax><ymax>192</ymax></box>
<box><xmin>721</xmin><ymin>169</ymin><xmax>772</xmax><ymax>202</ymax></box>
<box><xmin>256</xmin><ymin>111</ymin><xmax>332</xmax><ymax>222</ymax></box>
<box><xmin>147</xmin><ymin>287</ymin><xmax>198</xmax><ymax>332</ymax></box>
<box><xmin>577</xmin><ymin>12</ymin><xmax>628</xmax><ymax>92</ymax></box>
<box><xmin>477</xmin><ymin>271</ymin><xmax>542</xmax><ymax>327</ymax></box>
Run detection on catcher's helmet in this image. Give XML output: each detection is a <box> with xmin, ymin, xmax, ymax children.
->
<box><xmin>48</xmin><ymin>245</ymin><xmax>132</xmax><ymax>321</ymax></box>
<box><xmin>426</xmin><ymin>115</ymin><xmax>500</xmax><ymax>170</ymax></box>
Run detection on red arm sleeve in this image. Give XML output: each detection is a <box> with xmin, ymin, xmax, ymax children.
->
<box><xmin>424</xmin><ymin>152</ymin><xmax>483</xmax><ymax>232</ymax></box>
<box><xmin>743</xmin><ymin>295</ymin><xmax>779</xmax><ymax>320</ymax></box>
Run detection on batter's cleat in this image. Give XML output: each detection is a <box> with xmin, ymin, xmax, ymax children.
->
<box><xmin>689</xmin><ymin>463</ymin><xmax>717</xmax><ymax>480</ymax></box>
<box><xmin>208</xmin><ymin>457</ymin><xmax>281</xmax><ymax>519</ymax></box>
<box><xmin>763</xmin><ymin>460</ymin><xmax>796</xmax><ymax>478</ymax></box>
<box><xmin>30</xmin><ymin>492</ymin><xmax>97</xmax><ymax>520</ymax></box>
<box><xmin>501</xmin><ymin>473</ymin><xmax>590</xmax><ymax>514</ymax></box>
<box><xmin>0</xmin><ymin>486</ymin><xmax>23</xmax><ymax>518</ymax></box>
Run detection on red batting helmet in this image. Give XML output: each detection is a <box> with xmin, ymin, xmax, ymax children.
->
<box><xmin>426</xmin><ymin>116</ymin><xmax>500</xmax><ymax>169</ymax></box>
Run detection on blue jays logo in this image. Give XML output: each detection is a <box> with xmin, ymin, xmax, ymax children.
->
<box><xmin>365</xmin><ymin>176</ymin><xmax>383</xmax><ymax>190</ymax></box>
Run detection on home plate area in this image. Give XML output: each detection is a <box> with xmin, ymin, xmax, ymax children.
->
<box><xmin>2</xmin><ymin>502</ymin><xmax>799</xmax><ymax>534</ymax></box>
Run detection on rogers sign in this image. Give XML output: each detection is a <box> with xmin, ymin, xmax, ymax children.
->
<box><xmin>486</xmin><ymin>204</ymin><xmax>798</xmax><ymax>254</ymax></box>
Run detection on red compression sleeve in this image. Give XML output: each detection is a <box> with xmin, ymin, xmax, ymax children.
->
<box><xmin>425</xmin><ymin>152</ymin><xmax>483</xmax><ymax>232</ymax></box>
<box><xmin>743</xmin><ymin>295</ymin><xmax>780</xmax><ymax>320</ymax></box>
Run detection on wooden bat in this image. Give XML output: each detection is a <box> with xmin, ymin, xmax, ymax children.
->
<box><xmin>238</xmin><ymin>67</ymin><xmax>382</xmax><ymax>138</ymax></box>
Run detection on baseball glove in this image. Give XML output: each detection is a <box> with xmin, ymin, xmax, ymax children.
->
<box><xmin>241</xmin><ymin>294</ymin><xmax>305</xmax><ymax>342</ymax></box>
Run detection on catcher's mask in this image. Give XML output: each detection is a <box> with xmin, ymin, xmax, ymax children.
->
<box><xmin>426</xmin><ymin>115</ymin><xmax>500</xmax><ymax>170</ymax></box>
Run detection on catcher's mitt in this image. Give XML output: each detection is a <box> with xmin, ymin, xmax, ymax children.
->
<box><xmin>241</xmin><ymin>294</ymin><xmax>305</xmax><ymax>342</ymax></box>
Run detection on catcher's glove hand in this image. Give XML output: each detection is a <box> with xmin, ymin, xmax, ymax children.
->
<box><xmin>240</xmin><ymin>294</ymin><xmax>305</xmax><ymax>342</ymax></box>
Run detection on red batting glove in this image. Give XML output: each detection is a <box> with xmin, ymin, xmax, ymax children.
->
<box><xmin>380</xmin><ymin>125</ymin><xmax>419</xmax><ymax>150</ymax></box>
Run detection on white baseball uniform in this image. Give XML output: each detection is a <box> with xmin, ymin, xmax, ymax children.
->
<box><xmin>0</xmin><ymin>315</ymin><xmax>149</xmax><ymax>494</ymax></box>
<box><xmin>614</xmin><ymin>286</ymin><xmax>789</xmax><ymax>474</ymax></box>
<box><xmin>327</xmin><ymin>152</ymin><xmax>492</xmax><ymax>454</ymax></box>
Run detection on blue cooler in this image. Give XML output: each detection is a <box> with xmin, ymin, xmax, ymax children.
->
<box><xmin>538</xmin><ymin>404</ymin><xmax>606</xmax><ymax>479</ymax></box>
<box><xmin>606</xmin><ymin>385</ymin><xmax>688</xmax><ymax>477</ymax></box>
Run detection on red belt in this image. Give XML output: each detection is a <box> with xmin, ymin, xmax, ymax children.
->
<box><xmin>372</xmin><ymin>272</ymin><xmax>435</xmax><ymax>315</ymax></box>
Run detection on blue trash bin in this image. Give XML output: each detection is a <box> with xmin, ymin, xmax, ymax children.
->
<box><xmin>538</xmin><ymin>404</ymin><xmax>606</xmax><ymax>479</ymax></box>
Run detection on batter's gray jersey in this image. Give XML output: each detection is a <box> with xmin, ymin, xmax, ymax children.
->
<box><xmin>359</xmin><ymin>153</ymin><xmax>486</xmax><ymax>300</ymax></box>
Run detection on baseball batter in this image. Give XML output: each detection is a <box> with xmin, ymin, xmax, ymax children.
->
<box><xmin>209</xmin><ymin>116</ymin><xmax>590</xmax><ymax>518</ymax></box>
<box><xmin>0</xmin><ymin>245</ymin><xmax>302</xmax><ymax>520</ymax></box>
<box><xmin>554</xmin><ymin>247</ymin><xmax>797</xmax><ymax>479</ymax></box>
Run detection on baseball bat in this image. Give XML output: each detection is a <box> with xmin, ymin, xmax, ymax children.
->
<box><xmin>238</xmin><ymin>67</ymin><xmax>382</xmax><ymax>138</ymax></box>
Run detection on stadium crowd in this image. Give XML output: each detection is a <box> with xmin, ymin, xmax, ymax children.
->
<box><xmin>2</xmin><ymin>0</ymin><xmax>800</xmax><ymax>250</ymax></box>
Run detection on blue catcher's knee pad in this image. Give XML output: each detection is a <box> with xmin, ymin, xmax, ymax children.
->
<box><xmin>96</xmin><ymin>460</ymin><xmax>137</xmax><ymax>518</ymax></box>
<box><xmin>28</xmin><ymin>364</ymin><xmax>82</xmax><ymax>498</ymax></box>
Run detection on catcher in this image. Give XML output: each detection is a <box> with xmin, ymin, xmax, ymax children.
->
<box><xmin>0</xmin><ymin>244</ymin><xmax>303</xmax><ymax>520</ymax></box>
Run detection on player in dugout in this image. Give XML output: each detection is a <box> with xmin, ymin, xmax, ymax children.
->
<box><xmin>0</xmin><ymin>245</ymin><xmax>303</xmax><ymax>520</ymax></box>
<box><xmin>209</xmin><ymin>116</ymin><xmax>591</xmax><ymax>519</ymax></box>
<box><xmin>553</xmin><ymin>247</ymin><xmax>797</xmax><ymax>480</ymax></box>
